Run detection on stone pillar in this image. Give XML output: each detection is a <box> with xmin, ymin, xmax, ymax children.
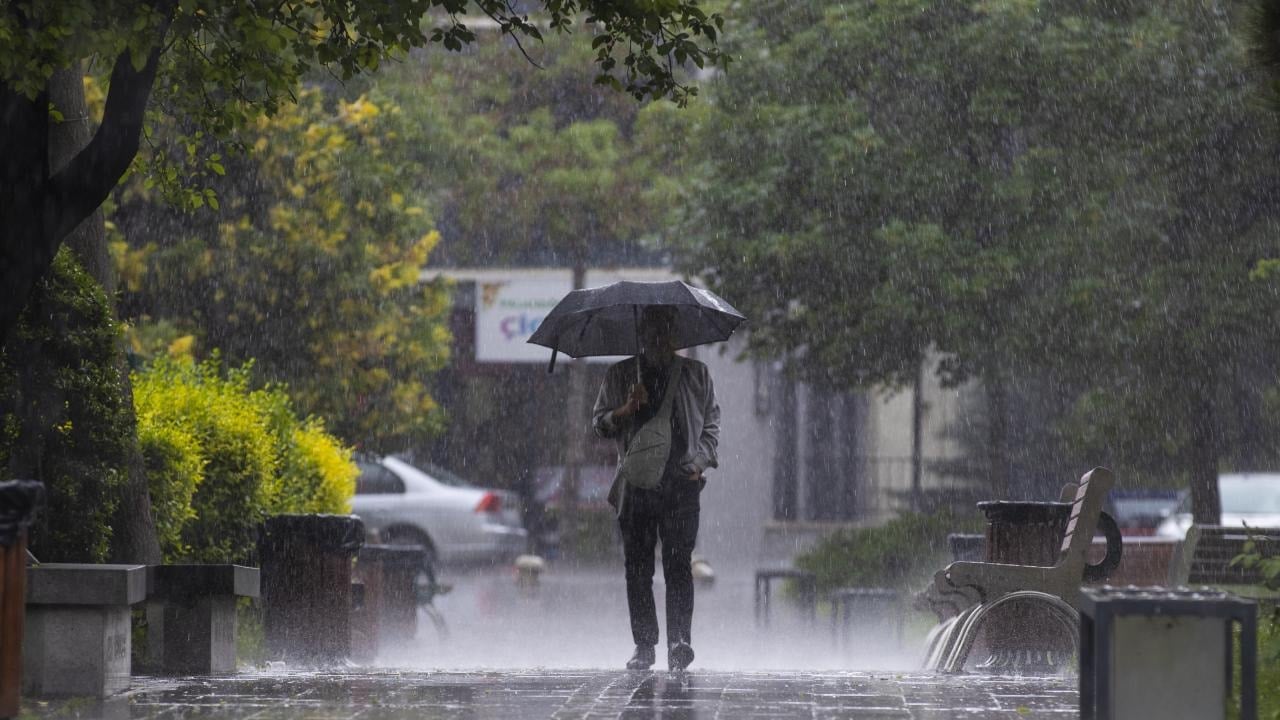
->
<box><xmin>22</xmin><ymin>564</ymin><xmax>146</xmax><ymax>696</ymax></box>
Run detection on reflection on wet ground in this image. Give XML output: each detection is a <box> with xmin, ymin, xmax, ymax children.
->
<box><xmin>38</xmin><ymin>668</ymin><xmax>1077</xmax><ymax>719</ymax></box>
<box><xmin>23</xmin><ymin>567</ymin><xmax>1078</xmax><ymax>718</ymax></box>
<box><xmin>378</xmin><ymin>566</ymin><xmax>921</xmax><ymax>671</ymax></box>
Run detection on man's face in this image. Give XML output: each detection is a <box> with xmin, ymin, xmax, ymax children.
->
<box><xmin>639</xmin><ymin>312</ymin><xmax>677</xmax><ymax>360</ymax></box>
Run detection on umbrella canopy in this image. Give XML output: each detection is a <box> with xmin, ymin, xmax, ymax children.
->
<box><xmin>527</xmin><ymin>280</ymin><xmax>746</xmax><ymax>369</ymax></box>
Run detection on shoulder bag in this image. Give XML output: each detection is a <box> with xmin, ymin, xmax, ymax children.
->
<box><xmin>617</xmin><ymin>358</ymin><xmax>683</xmax><ymax>490</ymax></box>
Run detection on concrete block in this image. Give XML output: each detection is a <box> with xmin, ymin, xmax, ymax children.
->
<box><xmin>23</xmin><ymin>605</ymin><xmax>132</xmax><ymax>697</ymax></box>
<box><xmin>26</xmin><ymin>563</ymin><xmax>146</xmax><ymax>606</ymax></box>
<box><xmin>146</xmin><ymin>596</ymin><xmax>238</xmax><ymax>675</ymax></box>
<box><xmin>22</xmin><ymin>564</ymin><xmax>146</xmax><ymax>697</ymax></box>
<box><xmin>145</xmin><ymin>565</ymin><xmax>259</xmax><ymax>675</ymax></box>
<box><xmin>147</xmin><ymin>564</ymin><xmax>260</xmax><ymax>600</ymax></box>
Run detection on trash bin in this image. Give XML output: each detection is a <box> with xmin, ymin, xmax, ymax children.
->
<box><xmin>1078</xmin><ymin>586</ymin><xmax>1256</xmax><ymax>720</ymax></box>
<box><xmin>0</xmin><ymin>481</ymin><xmax>44</xmax><ymax>719</ymax></box>
<box><xmin>352</xmin><ymin>544</ymin><xmax>422</xmax><ymax>659</ymax></box>
<box><xmin>258</xmin><ymin>514</ymin><xmax>364</xmax><ymax>666</ymax></box>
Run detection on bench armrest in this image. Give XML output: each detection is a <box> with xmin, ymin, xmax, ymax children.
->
<box><xmin>945</xmin><ymin>560</ymin><xmax>1060</xmax><ymax>599</ymax></box>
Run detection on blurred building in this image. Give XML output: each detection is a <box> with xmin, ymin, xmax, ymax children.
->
<box><xmin>421</xmin><ymin>267</ymin><xmax>983</xmax><ymax>570</ymax></box>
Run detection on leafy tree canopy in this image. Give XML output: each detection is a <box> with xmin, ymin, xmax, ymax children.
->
<box><xmin>113</xmin><ymin>86</ymin><xmax>453</xmax><ymax>453</ymax></box>
<box><xmin>681</xmin><ymin>0</ymin><xmax>1280</xmax><ymax>517</ymax></box>
<box><xmin>0</xmin><ymin>0</ymin><xmax>726</xmax><ymax>345</ymax></box>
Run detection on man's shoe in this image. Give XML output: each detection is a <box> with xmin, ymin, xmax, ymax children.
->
<box><xmin>626</xmin><ymin>645</ymin><xmax>656</xmax><ymax>670</ymax></box>
<box><xmin>668</xmin><ymin>641</ymin><xmax>694</xmax><ymax>671</ymax></box>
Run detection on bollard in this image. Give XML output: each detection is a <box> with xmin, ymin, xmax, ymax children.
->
<box><xmin>514</xmin><ymin>554</ymin><xmax>545</xmax><ymax>594</ymax></box>
<box><xmin>258</xmin><ymin>514</ymin><xmax>364</xmax><ymax>666</ymax></box>
<box><xmin>0</xmin><ymin>481</ymin><xmax>42</xmax><ymax>719</ymax></box>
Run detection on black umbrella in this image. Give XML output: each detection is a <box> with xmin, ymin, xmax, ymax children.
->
<box><xmin>526</xmin><ymin>280</ymin><xmax>746</xmax><ymax>373</ymax></box>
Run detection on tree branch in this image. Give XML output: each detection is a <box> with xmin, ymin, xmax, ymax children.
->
<box><xmin>45</xmin><ymin>7</ymin><xmax>175</xmax><ymax>245</ymax></box>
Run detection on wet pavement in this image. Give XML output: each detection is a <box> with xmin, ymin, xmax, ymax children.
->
<box><xmin>23</xmin><ymin>567</ymin><xmax>1080</xmax><ymax>718</ymax></box>
<box><xmin>37</xmin><ymin>669</ymin><xmax>1077</xmax><ymax>719</ymax></box>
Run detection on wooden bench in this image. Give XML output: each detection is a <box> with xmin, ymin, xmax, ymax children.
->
<box><xmin>1169</xmin><ymin>525</ymin><xmax>1280</xmax><ymax>597</ymax></box>
<box><xmin>921</xmin><ymin>467</ymin><xmax>1123</xmax><ymax>673</ymax></box>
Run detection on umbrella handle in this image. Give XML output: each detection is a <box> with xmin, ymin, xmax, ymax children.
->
<box><xmin>547</xmin><ymin>348</ymin><xmax>558</xmax><ymax>374</ymax></box>
<box><xmin>634</xmin><ymin>305</ymin><xmax>642</xmax><ymax>385</ymax></box>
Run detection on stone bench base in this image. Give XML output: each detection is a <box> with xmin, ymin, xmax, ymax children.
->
<box><xmin>24</xmin><ymin>564</ymin><xmax>146</xmax><ymax>697</ymax></box>
<box><xmin>146</xmin><ymin>564</ymin><xmax>260</xmax><ymax>675</ymax></box>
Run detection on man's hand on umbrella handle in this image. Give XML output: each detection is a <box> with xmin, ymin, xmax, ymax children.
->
<box><xmin>616</xmin><ymin>382</ymin><xmax>648</xmax><ymax>418</ymax></box>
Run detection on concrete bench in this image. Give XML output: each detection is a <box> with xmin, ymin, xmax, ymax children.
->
<box><xmin>23</xmin><ymin>563</ymin><xmax>146</xmax><ymax>697</ymax></box>
<box><xmin>145</xmin><ymin>564</ymin><xmax>260</xmax><ymax>674</ymax></box>
<box><xmin>829</xmin><ymin>587</ymin><xmax>902</xmax><ymax>649</ymax></box>
<box><xmin>754</xmin><ymin>568</ymin><xmax>817</xmax><ymax>626</ymax></box>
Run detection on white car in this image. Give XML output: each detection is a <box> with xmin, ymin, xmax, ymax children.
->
<box><xmin>1155</xmin><ymin>473</ymin><xmax>1280</xmax><ymax>539</ymax></box>
<box><xmin>350</xmin><ymin>455</ymin><xmax>527</xmax><ymax>566</ymax></box>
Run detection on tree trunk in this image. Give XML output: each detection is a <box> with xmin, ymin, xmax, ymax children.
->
<box><xmin>0</xmin><ymin>85</ymin><xmax>52</xmax><ymax>349</ymax></box>
<box><xmin>985</xmin><ymin>374</ymin><xmax>1010</xmax><ymax>500</ymax></box>
<box><xmin>911</xmin><ymin>359</ymin><xmax>925</xmax><ymax>512</ymax></box>
<box><xmin>1188</xmin><ymin>378</ymin><xmax>1223</xmax><ymax>525</ymax></box>
<box><xmin>47</xmin><ymin>65</ymin><xmax>161</xmax><ymax>565</ymax></box>
<box><xmin>48</xmin><ymin>66</ymin><xmax>113</xmax><ymax>292</ymax></box>
<box><xmin>1</xmin><ymin>27</ymin><xmax>169</xmax><ymax>347</ymax></box>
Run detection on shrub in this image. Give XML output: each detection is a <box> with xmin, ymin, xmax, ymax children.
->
<box><xmin>134</xmin><ymin>355</ymin><xmax>355</xmax><ymax>564</ymax></box>
<box><xmin>794</xmin><ymin>510</ymin><xmax>983</xmax><ymax>595</ymax></box>
<box><xmin>136</xmin><ymin>422</ymin><xmax>205</xmax><ymax>562</ymax></box>
<box><xmin>273</xmin><ymin>421</ymin><xmax>356</xmax><ymax>516</ymax></box>
<box><xmin>0</xmin><ymin>248</ymin><xmax>129</xmax><ymax>562</ymax></box>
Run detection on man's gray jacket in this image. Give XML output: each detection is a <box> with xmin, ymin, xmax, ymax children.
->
<box><xmin>592</xmin><ymin>356</ymin><xmax>720</xmax><ymax>514</ymax></box>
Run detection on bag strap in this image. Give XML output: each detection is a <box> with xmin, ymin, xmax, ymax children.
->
<box><xmin>657</xmin><ymin>357</ymin><xmax>683</xmax><ymax>419</ymax></box>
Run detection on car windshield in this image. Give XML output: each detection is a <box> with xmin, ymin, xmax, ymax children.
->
<box><xmin>1220</xmin><ymin>475</ymin><xmax>1280</xmax><ymax>514</ymax></box>
<box><xmin>394</xmin><ymin>453</ymin><xmax>476</xmax><ymax>486</ymax></box>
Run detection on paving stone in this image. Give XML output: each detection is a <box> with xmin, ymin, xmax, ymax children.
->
<box><xmin>22</xmin><ymin>669</ymin><xmax>1079</xmax><ymax>719</ymax></box>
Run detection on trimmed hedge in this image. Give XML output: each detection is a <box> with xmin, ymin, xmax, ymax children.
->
<box><xmin>133</xmin><ymin>356</ymin><xmax>355</xmax><ymax>564</ymax></box>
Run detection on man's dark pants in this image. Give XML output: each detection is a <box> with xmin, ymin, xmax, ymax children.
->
<box><xmin>619</xmin><ymin>477</ymin><xmax>702</xmax><ymax>649</ymax></box>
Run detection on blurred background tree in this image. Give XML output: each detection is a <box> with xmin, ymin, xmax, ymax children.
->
<box><xmin>111</xmin><ymin>87</ymin><xmax>452</xmax><ymax>453</ymax></box>
<box><xmin>679</xmin><ymin>0</ymin><xmax>1280</xmax><ymax>521</ymax></box>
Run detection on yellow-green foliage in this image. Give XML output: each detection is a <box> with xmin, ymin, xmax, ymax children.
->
<box><xmin>136</xmin><ymin>422</ymin><xmax>204</xmax><ymax>562</ymax></box>
<box><xmin>133</xmin><ymin>355</ymin><xmax>355</xmax><ymax>564</ymax></box>
<box><xmin>272</xmin><ymin>421</ymin><xmax>356</xmax><ymax>516</ymax></box>
<box><xmin>116</xmin><ymin>86</ymin><xmax>452</xmax><ymax>454</ymax></box>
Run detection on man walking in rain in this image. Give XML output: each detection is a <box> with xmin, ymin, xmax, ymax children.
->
<box><xmin>593</xmin><ymin>305</ymin><xmax>720</xmax><ymax>671</ymax></box>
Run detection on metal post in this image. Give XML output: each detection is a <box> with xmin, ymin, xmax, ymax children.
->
<box><xmin>911</xmin><ymin>359</ymin><xmax>924</xmax><ymax>512</ymax></box>
<box><xmin>561</xmin><ymin>261</ymin><xmax>587</xmax><ymax>559</ymax></box>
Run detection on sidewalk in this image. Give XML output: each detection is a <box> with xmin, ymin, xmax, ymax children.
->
<box><xmin>37</xmin><ymin>668</ymin><xmax>1077</xmax><ymax>719</ymax></box>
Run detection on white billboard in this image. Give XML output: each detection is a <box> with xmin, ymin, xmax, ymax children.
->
<box><xmin>476</xmin><ymin>278</ymin><xmax>570</xmax><ymax>363</ymax></box>
<box><xmin>469</xmin><ymin>269</ymin><xmax>678</xmax><ymax>364</ymax></box>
